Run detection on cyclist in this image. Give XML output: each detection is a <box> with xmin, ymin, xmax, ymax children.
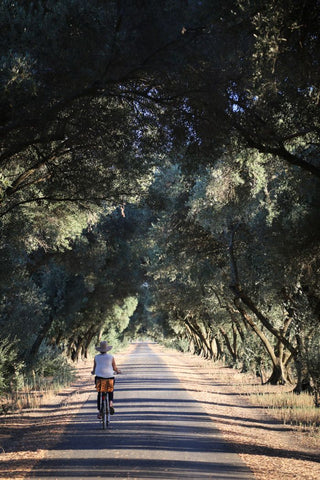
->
<box><xmin>91</xmin><ymin>340</ymin><xmax>121</xmax><ymax>418</ymax></box>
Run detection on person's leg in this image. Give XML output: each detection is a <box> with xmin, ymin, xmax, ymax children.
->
<box><xmin>95</xmin><ymin>377</ymin><xmax>102</xmax><ymax>418</ymax></box>
<box><xmin>108</xmin><ymin>377</ymin><xmax>115</xmax><ymax>414</ymax></box>
<box><xmin>95</xmin><ymin>377</ymin><xmax>100</xmax><ymax>409</ymax></box>
<box><xmin>96</xmin><ymin>392</ymin><xmax>102</xmax><ymax>418</ymax></box>
<box><xmin>109</xmin><ymin>377</ymin><xmax>115</xmax><ymax>406</ymax></box>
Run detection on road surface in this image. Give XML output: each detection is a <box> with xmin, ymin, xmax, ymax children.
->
<box><xmin>27</xmin><ymin>342</ymin><xmax>254</xmax><ymax>479</ymax></box>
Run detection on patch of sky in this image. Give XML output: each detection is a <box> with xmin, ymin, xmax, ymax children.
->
<box><xmin>227</xmin><ymin>87</ymin><xmax>244</xmax><ymax>113</ymax></box>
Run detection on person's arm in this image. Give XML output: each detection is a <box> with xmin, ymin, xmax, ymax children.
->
<box><xmin>91</xmin><ymin>359</ymin><xmax>96</xmax><ymax>375</ymax></box>
<box><xmin>112</xmin><ymin>357</ymin><xmax>121</xmax><ymax>374</ymax></box>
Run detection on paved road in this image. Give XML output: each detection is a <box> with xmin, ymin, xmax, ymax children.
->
<box><xmin>27</xmin><ymin>343</ymin><xmax>254</xmax><ymax>479</ymax></box>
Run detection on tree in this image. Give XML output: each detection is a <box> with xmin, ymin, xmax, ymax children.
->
<box><xmin>0</xmin><ymin>0</ymin><xmax>216</xmax><ymax>215</ymax></box>
<box><xmin>188</xmin><ymin>149</ymin><xmax>320</xmax><ymax>387</ymax></box>
<box><xmin>2</xmin><ymin>0</ymin><xmax>320</xmax><ymax>403</ymax></box>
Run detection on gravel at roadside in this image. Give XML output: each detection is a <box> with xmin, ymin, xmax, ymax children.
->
<box><xmin>157</xmin><ymin>344</ymin><xmax>320</xmax><ymax>480</ymax></box>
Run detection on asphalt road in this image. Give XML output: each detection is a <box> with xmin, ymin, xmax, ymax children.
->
<box><xmin>27</xmin><ymin>342</ymin><xmax>254</xmax><ymax>479</ymax></box>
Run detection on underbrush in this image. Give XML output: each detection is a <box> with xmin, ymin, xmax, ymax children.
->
<box><xmin>251</xmin><ymin>389</ymin><xmax>320</xmax><ymax>436</ymax></box>
<box><xmin>0</xmin><ymin>351</ymin><xmax>75</xmax><ymax>414</ymax></box>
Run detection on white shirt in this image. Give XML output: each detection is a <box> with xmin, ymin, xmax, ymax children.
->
<box><xmin>95</xmin><ymin>353</ymin><xmax>114</xmax><ymax>378</ymax></box>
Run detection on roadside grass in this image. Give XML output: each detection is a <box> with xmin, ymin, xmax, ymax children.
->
<box><xmin>0</xmin><ymin>372</ymin><xmax>76</xmax><ymax>414</ymax></box>
<box><xmin>1</xmin><ymin>343</ymin><xmax>129</xmax><ymax>416</ymax></box>
<box><xmin>195</xmin><ymin>360</ymin><xmax>320</xmax><ymax>438</ymax></box>
<box><xmin>250</xmin><ymin>388</ymin><xmax>320</xmax><ymax>435</ymax></box>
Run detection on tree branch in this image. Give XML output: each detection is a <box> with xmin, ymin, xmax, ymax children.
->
<box><xmin>228</xmin><ymin>116</ymin><xmax>320</xmax><ymax>178</ymax></box>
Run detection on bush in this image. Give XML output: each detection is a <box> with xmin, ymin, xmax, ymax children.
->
<box><xmin>33</xmin><ymin>346</ymin><xmax>75</xmax><ymax>386</ymax></box>
<box><xmin>0</xmin><ymin>337</ymin><xmax>24</xmax><ymax>395</ymax></box>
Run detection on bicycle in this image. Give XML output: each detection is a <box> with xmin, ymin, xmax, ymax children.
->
<box><xmin>95</xmin><ymin>377</ymin><xmax>114</xmax><ymax>429</ymax></box>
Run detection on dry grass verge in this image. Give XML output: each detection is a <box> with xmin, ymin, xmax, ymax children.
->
<box><xmin>251</xmin><ymin>389</ymin><xmax>320</xmax><ymax>434</ymax></box>
<box><xmin>0</xmin><ymin>359</ymin><xmax>93</xmax><ymax>479</ymax></box>
<box><xmin>156</xmin><ymin>344</ymin><xmax>320</xmax><ymax>480</ymax></box>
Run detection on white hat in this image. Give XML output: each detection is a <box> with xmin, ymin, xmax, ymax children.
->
<box><xmin>95</xmin><ymin>340</ymin><xmax>113</xmax><ymax>352</ymax></box>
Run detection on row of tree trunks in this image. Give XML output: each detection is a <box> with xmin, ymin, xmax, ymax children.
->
<box><xmin>226</xmin><ymin>226</ymin><xmax>313</xmax><ymax>390</ymax></box>
<box><xmin>184</xmin><ymin>317</ymin><xmax>223</xmax><ymax>361</ymax></box>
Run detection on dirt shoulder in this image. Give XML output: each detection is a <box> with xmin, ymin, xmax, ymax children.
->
<box><xmin>156</xmin><ymin>344</ymin><xmax>320</xmax><ymax>480</ymax></box>
<box><xmin>0</xmin><ymin>359</ymin><xmax>93</xmax><ymax>479</ymax></box>
<box><xmin>0</xmin><ymin>344</ymin><xmax>135</xmax><ymax>479</ymax></box>
<box><xmin>0</xmin><ymin>342</ymin><xmax>319</xmax><ymax>480</ymax></box>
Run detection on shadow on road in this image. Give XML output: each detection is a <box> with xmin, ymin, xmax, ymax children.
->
<box><xmin>7</xmin><ymin>343</ymin><xmax>314</xmax><ymax>479</ymax></box>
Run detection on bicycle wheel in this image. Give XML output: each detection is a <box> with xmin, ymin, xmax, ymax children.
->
<box><xmin>106</xmin><ymin>392</ymin><xmax>111</xmax><ymax>427</ymax></box>
<box><xmin>102</xmin><ymin>393</ymin><xmax>107</xmax><ymax>430</ymax></box>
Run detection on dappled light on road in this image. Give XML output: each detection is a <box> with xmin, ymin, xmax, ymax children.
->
<box><xmin>24</xmin><ymin>343</ymin><xmax>253</xmax><ymax>479</ymax></box>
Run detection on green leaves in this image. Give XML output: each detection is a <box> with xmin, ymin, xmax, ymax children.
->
<box><xmin>1</xmin><ymin>0</ymin><xmax>320</xmax><ymax>394</ymax></box>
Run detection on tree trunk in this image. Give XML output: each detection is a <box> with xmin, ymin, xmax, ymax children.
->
<box><xmin>220</xmin><ymin>327</ymin><xmax>237</xmax><ymax>363</ymax></box>
<box><xmin>215</xmin><ymin>337</ymin><xmax>224</xmax><ymax>361</ymax></box>
<box><xmin>189</xmin><ymin>337</ymin><xmax>195</xmax><ymax>354</ymax></box>
<box><xmin>184</xmin><ymin>318</ymin><xmax>214</xmax><ymax>359</ymax></box>
<box><xmin>29</xmin><ymin>313</ymin><xmax>54</xmax><ymax>360</ymax></box>
<box><xmin>266</xmin><ymin>360</ymin><xmax>290</xmax><ymax>385</ymax></box>
<box><xmin>210</xmin><ymin>337</ymin><xmax>218</xmax><ymax>360</ymax></box>
<box><xmin>293</xmin><ymin>356</ymin><xmax>313</xmax><ymax>393</ymax></box>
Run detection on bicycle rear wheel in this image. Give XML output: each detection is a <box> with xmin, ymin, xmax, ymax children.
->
<box><xmin>101</xmin><ymin>393</ymin><xmax>111</xmax><ymax>429</ymax></box>
<box><xmin>106</xmin><ymin>392</ymin><xmax>111</xmax><ymax>427</ymax></box>
<box><xmin>102</xmin><ymin>394</ymin><xmax>107</xmax><ymax>429</ymax></box>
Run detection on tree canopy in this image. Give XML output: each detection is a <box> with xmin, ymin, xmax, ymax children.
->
<box><xmin>1</xmin><ymin>0</ymin><xmax>320</xmax><ymax>404</ymax></box>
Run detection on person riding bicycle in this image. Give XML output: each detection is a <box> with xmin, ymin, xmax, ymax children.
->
<box><xmin>91</xmin><ymin>340</ymin><xmax>121</xmax><ymax>418</ymax></box>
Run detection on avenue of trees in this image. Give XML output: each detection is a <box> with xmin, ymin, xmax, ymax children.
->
<box><xmin>1</xmin><ymin>1</ymin><xmax>320</xmax><ymax>405</ymax></box>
